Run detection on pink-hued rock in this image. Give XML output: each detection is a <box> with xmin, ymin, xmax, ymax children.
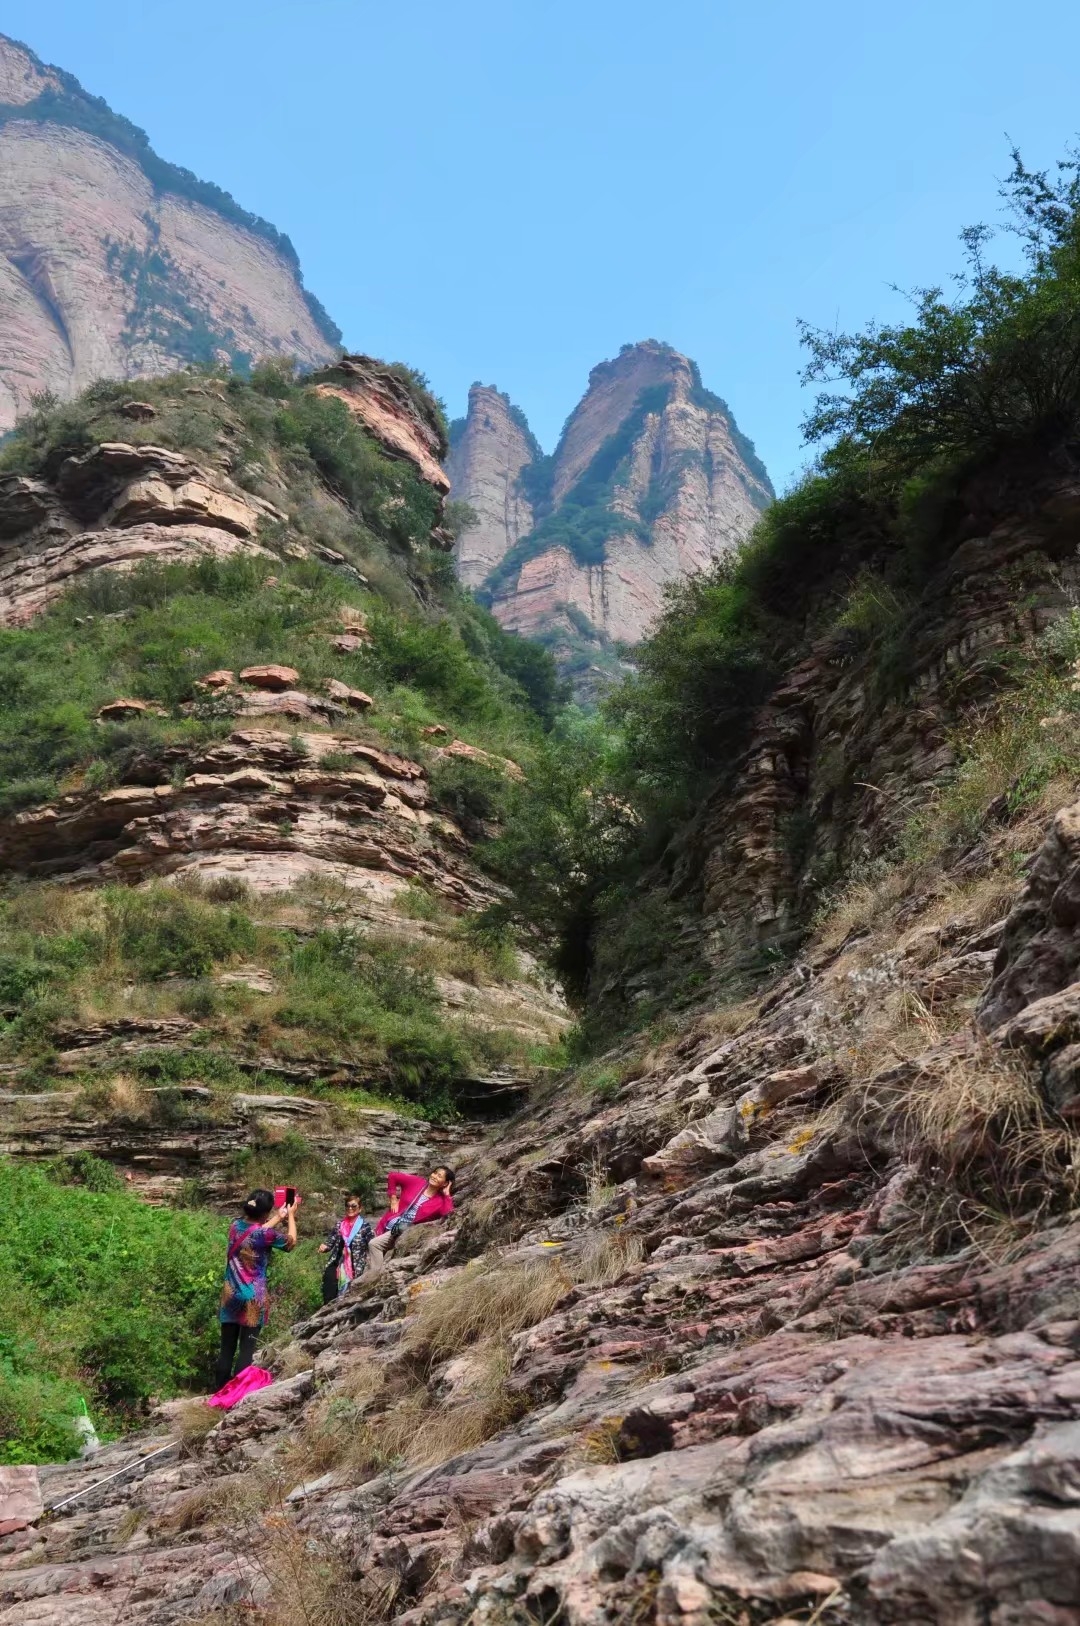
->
<box><xmin>451</xmin><ymin>343</ymin><xmax>771</xmax><ymax>647</ymax></box>
<box><xmin>311</xmin><ymin>356</ymin><xmax>450</xmax><ymax>497</ymax></box>
<box><xmin>0</xmin><ymin>34</ymin><xmax>336</xmax><ymax>431</ymax></box>
<box><xmin>0</xmin><ymin>1466</ymin><xmax>42</xmax><ymax>1534</ymax></box>
<box><xmin>0</xmin><ymin>523</ymin><xmax>272</xmax><ymax>627</ymax></box>
<box><xmin>435</xmin><ymin>738</ymin><xmax>525</xmax><ymax>782</ymax></box>
<box><xmin>196</xmin><ymin>670</ymin><xmax>235</xmax><ymax>690</ymax></box>
<box><xmin>326</xmin><ymin>678</ymin><xmax>374</xmax><ymax>710</ymax></box>
<box><xmin>447</xmin><ymin>384</ymin><xmax>537</xmax><ymax>589</ymax></box>
<box><xmin>238</xmin><ymin>664</ymin><xmax>300</xmax><ymax>692</ymax></box>
<box><xmin>330</xmin><ymin>632</ymin><xmax>373</xmax><ymax>654</ymax></box>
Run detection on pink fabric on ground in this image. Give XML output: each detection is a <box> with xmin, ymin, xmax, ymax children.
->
<box><xmin>206</xmin><ymin>1366</ymin><xmax>274</xmax><ymax>1410</ymax></box>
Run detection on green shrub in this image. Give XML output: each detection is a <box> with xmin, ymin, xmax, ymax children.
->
<box><xmin>104</xmin><ymin>887</ymin><xmax>256</xmax><ymax>979</ymax></box>
<box><xmin>0</xmin><ymin>1158</ymin><xmax>320</xmax><ymax>1458</ymax></box>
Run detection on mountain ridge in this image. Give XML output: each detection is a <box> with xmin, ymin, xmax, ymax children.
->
<box><xmin>0</xmin><ymin>33</ymin><xmax>340</xmax><ymax>427</ymax></box>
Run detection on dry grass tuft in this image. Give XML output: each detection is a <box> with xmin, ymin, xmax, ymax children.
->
<box><xmin>173</xmin><ymin>1397</ymin><xmax>220</xmax><ymax>1446</ymax></box>
<box><xmin>403</xmin><ymin>1258</ymin><xmax>570</xmax><ymax>1365</ymax></box>
<box><xmin>856</xmin><ymin>1042</ymin><xmax>1080</xmax><ymax>1248</ymax></box>
<box><xmin>572</xmin><ymin>1227</ymin><xmax>645</xmax><ymax>1287</ymax></box>
<box><xmin>254</xmin><ymin>1525</ymin><xmax>397</xmax><ymax>1626</ymax></box>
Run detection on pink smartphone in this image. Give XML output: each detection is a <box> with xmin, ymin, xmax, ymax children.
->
<box><xmin>274</xmin><ymin>1186</ymin><xmax>301</xmax><ymax>1210</ymax></box>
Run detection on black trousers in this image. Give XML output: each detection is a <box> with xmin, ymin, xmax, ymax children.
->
<box><xmin>215</xmin><ymin>1322</ymin><xmax>258</xmax><ymax>1389</ymax></box>
<box><xmin>322</xmin><ymin>1260</ymin><xmax>339</xmax><ymax>1305</ymax></box>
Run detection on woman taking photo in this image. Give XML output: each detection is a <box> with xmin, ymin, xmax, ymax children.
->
<box><xmin>318</xmin><ymin>1190</ymin><xmax>372</xmax><ymax>1302</ymax></box>
<box><xmin>215</xmin><ymin>1188</ymin><xmax>296</xmax><ymax>1389</ymax></box>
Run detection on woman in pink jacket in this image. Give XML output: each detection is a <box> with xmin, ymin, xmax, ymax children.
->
<box><xmin>360</xmin><ymin>1165</ymin><xmax>455</xmax><ymax>1281</ymax></box>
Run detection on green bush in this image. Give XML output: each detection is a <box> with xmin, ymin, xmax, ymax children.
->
<box><xmin>104</xmin><ymin>887</ymin><xmax>256</xmax><ymax>980</ymax></box>
<box><xmin>0</xmin><ymin>1157</ymin><xmax>321</xmax><ymax>1460</ymax></box>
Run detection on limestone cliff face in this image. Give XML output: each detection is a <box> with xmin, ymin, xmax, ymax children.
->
<box><xmin>448</xmin><ymin>341</ymin><xmax>773</xmax><ymax>650</ymax></box>
<box><xmin>0</xmin><ymin>34</ymin><xmax>339</xmax><ymax>429</ymax></box>
<box><xmin>447</xmin><ymin>385</ymin><xmax>537</xmax><ymax>587</ymax></box>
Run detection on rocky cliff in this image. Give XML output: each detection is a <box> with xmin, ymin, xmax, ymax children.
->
<box><xmin>0</xmin><ymin>34</ymin><xmax>339</xmax><ymax>430</ymax></box>
<box><xmin>448</xmin><ymin>342</ymin><xmax>773</xmax><ymax>671</ymax></box>
<box><xmin>0</xmin><ymin>367</ymin><xmax>566</xmax><ymax>1229</ymax></box>
<box><xmin>447</xmin><ymin>386</ymin><xmax>538</xmax><ymax>589</ymax></box>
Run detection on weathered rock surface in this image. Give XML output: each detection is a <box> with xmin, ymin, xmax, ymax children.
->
<box><xmin>8</xmin><ymin>795</ymin><xmax>1080</xmax><ymax>1624</ymax></box>
<box><xmin>0</xmin><ymin>1084</ymin><xmax>462</xmax><ymax>1207</ymax></box>
<box><xmin>449</xmin><ymin>342</ymin><xmax>773</xmax><ymax>650</ymax></box>
<box><xmin>312</xmin><ymin>355</ymin><xmax>451</xmax><ymax>498</ymax></box>
<box><xmin>640</xmin><ymin>468</ymin><xmax>1080</xmax><ymax>995</ymax></box>
<box><xmin>447</xmin><ymin>385</ymin><xmax>537</xmax><ymax>588</ymax></box>
<box><xmin>0</xmin><ymin>34</ymin><xmax>338</xmax><ymax>429</ymax></box>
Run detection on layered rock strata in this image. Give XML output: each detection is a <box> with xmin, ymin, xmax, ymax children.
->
<box><xmin>6</xmin><ymin>798</ymin><xmax>1080</xmax><ymax>1623</ymax></box>
<box><xmin>0</xmin><ymin>34</ymin><xmax>338</xmax><ymax>429</ymax></box>
<box><xmin>313</xmin><ymin>356</ymin><xmax>451</xmax><ymax>497</ymax></box>
<box><xmin>446</xmin><ymin>385</ymin><xmax>537</xmax><ymax>588</ymax></box>
<box><xmin>668</xmin><ymin>463</ymin><xmax>1080</xmax><ymax>976</ymax></box>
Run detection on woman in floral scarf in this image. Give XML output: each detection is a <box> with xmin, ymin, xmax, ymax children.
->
<box><xmin>318</xmin><ymin>1190</ymin><xmax>373</xmax><ymax>1302</ymax></box>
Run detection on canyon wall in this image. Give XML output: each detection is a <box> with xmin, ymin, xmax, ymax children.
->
<box><xmin>0</xmin><ymin>34</ymin><xmax>339</xmax><ymax>430</ymax></box>
<box><xmin>448</xmin><ymin>341</ymin><xmax>773</xmax><ymax>660</ymax></box>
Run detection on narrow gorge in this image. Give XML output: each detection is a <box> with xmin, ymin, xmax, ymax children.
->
<box><xmin>0</xmin><ymin>26</ymin><xmax>1079</xmax><ymax>1626</ymax></box>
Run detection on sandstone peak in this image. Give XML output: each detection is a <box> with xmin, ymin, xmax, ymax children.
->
<box><xmin>447</xmin><ymin>341</ymin><xmax>773</xmax><ymax>686</ymax></box>
<box><xmin>447</xmin><ymin>384</ymin><xmax>539</xmax><ymax>589</ymax></box>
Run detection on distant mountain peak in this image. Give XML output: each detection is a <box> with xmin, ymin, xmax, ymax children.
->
<box><xmin>447</xmin><ymin>345</ymin><xmax>772</xmax><ymax>696</ymax></box>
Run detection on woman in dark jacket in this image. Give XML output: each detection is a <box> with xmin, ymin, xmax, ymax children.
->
<box><xmin>318</xmin><ymin>1190</ymin><xmax>373</xmax><ymax>1302</ymax></box>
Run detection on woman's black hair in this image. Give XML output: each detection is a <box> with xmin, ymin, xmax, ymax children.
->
<box><xmin>346</xmin><ymin>1189</ymin><xmax>365</xmax><ymax>1202</ymax></box>
<box><xmin>436</xmin><ymin>1166</ymin><xmax>455</xmax><ymax>1190</ymax></box>
<box><xmin>243</xmin><ymin>1189</ymin><xmax>275</xmax><ymax>1220</ymax></box>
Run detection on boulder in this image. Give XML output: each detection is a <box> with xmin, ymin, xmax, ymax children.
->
<box><xmin>326</xmin><ymin>679</ymin><xmax>374</xmax><ymax>711</ymax></box>
<box><xmin>238</xmin><ymin>664</ymin><xmax>301</xmax><ymax>692</ymax></box>
<box><xmin>96</xmin><ymin>698</ymin><xmax>167</xmax><ymax>721</ymax></box>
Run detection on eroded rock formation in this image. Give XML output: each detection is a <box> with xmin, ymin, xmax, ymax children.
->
<box><xmin>0</xmin><ymin>33</ymin><xmax>339</xmax><ymax>428</ymax></box>
<box><xmin>447</xmin><ymin>385</ymin><xmax>537</xmax><ymax>588</ymax></box>
<box><xmin>449</xmin><ymin>342</ymin><xmax>773</xmax><ymax>657</ymax></box>
<box><xmin>6</xmin><ymin>818</ymin><xmax>1080</xmax><ymax>1622</ymax></box>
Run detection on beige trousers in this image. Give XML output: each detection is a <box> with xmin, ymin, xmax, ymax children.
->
<box><xmin>361</xmin><ymin>1230</ymin><xmax>397</xmax><ymax>1281</ymax></box>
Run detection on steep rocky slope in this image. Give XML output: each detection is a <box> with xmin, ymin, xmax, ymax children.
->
<box><xmin>448</xmin><ymin>342</ymin><xmax>772</xmax><ymax>683</ymax></box>
<box><xmin>0</xmin><ymin>34</ymin><xmax>339</xmax><ymax>430</ymax></box>
<box><xmin>4</xmin><ymin>789</ymin><xmax>1079</xmax><ymax>1624</ymax></box>
<box><xmin>0</xmin><ymin>365</ymin><xmax>566</xmax><ymax>1224</ymax></box>
<box><xmin>5</xmin><ymin>431</ymin><xmax>1080</xmax><ymax>1623</ymax></box>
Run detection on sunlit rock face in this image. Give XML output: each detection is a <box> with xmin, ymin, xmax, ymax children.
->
<box><xmin>0</xmin><ymin>33</ymin><xmax>339</xmax><ymax>430</ymax></box>
<box><xmin>448</xmin><ymin>341</ymin><xmax>773</xmax><ymax>653</ymax></box>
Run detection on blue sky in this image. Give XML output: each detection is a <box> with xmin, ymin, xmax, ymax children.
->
<box><xmin>4</xmin><ymin>0</ymin><xmax>1080</xmax><ymax>488</ymax></box>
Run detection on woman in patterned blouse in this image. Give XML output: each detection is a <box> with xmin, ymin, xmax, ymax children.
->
<box><xmin>215</xmin><ymin>1188</ymin><xmax>297</xmax><ymax>1388</ymax></box>
<box><xmin>318</xmin><ymin>1190</ymin><xmax>373</xmax><ymax>1302</ymax></box>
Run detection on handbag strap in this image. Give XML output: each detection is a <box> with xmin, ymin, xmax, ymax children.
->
<box><xmin>227</xmin><ymin>1222</ymin><xmax>259</xmax><ymax>1262</ymax></box>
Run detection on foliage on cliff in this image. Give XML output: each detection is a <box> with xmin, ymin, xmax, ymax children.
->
<box><xmin>489</xmin><ymin>147</ymin><xmax>1080</xmax><ymax>1020</ymax></box>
